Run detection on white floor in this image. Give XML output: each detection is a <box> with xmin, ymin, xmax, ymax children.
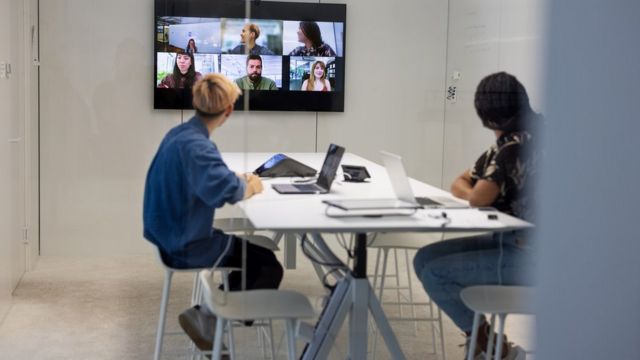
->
<box><xmin>0</xmin><ymin>237</ymin><xmax>534</xmax><ymax>359</ymax></box>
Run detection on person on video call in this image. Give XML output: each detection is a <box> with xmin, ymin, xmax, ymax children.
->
<box><xmin>301</xmin><ymin>60</ymin><xmax>332</xmax><ymax>91</ymax></box>
<box><xmin>289</xmin><ymin>21</ymin><xmax>336</xmax><ymax>56</ymax></box>
<box><xmin>234</xmin><ymin>54</ymin><xmax>278</xmax><ymax>90</ymax></box>
<box><xmin>413</xmin><ymin>72</ymin><xmax>542</xmax><ymax>360</ymax></box>
<box><xmin>185</xmin><ymin>38</ymin><xmax>198</xmax><ymax>55</ymax></box>
<box><xmin>144</xmin><ymin>73</ymin><xmax>284</xmax><ymax>352</ymax></box>
<box><xmin>157</xmin><ymin>51</ymin><xmax>202</xmax><ymax>89</ymax></box>
<box><xmin>229</xmin><ymin>23</ymin><xmax>274</xmax><ymax>55</ymax></box>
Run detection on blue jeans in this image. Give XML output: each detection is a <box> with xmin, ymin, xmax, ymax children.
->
<box><xmin>413</xmin><ymin>232</ymin><xmax>534</xmax><ymax>332</ymax></box>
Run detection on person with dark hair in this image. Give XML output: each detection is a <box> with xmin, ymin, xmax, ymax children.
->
<box><xmin>234</xmin><ymin>54</ymin><xmax>278</xmax><ymax>90</ymax></box>
<box><xmin>229</xmin><ymin>23</ymin><xmax>274</xmax><ymax>55</ymax></box>
<box><xmin>301</xmin><ymin>60</ymin><xmax>331</xmax><ymax>91</ymax></box>
<box><xmin>157</xmin><ymin>52</ymin><xmax>202</xmax><ymax>89</ymax></box>
<box><xmin>289</xmin><ymin>21</ymin><xmax>336</xmax><ymax>56</ymax></box>
<box><xmin>144</xmin><ymin>73</ymin><xmax>284</xmax><ymax>353</ymax></box>
<box><xmin>413</xmin><ymin>72</ymin><xmax>541</xmax><ymax>360</ymax></box>
<box><xmin>185</xmin><ymin>38</ymin><xmax>198</xmax><ymax>55</ymax></box>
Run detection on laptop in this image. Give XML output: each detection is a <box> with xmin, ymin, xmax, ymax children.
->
<box><xmin>380</xmin><ymin>151</ymin><xmax>466</xmax><ymax>208</ymax></box>
<box><xmin>272</xmin><ymin>144</ymin><xmax>345</xmax><ymax>194</ymax></box>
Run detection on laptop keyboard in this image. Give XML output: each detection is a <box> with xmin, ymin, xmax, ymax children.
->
<box><xmin>294</xmin><ymin>184</ymin><xmax>321</xmax><ymax>192</ymax></box>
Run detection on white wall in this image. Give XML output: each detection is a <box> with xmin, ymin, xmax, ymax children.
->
<box><xmin>0</xmin><ymin>0</ymin><xmax>23</xmax><ymax>321</ymax></box>
<box><xmin>537</xmin><ymin>1</ymin><xmax>640</xmax><ymax>359</ymax></box>
<box><xmin>39</xmin><ymin>0</ymin><xmax>450</xmax><ymax>256</ymax></box>
<box><xmin>442</xmin><ymin>0</ymin><xmax>545</xmax><ymax>187</ymax></box>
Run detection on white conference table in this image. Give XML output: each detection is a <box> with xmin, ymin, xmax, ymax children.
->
<box><xmin>222</xmin><ymin>152</ymin><xmax>533</xmax><ymax>360</ymax></box>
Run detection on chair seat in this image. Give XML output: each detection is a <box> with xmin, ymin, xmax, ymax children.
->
<box><xmin>460</xmin><ymin>285</ymin><xmax>535</xmax><ymax>315</ymax></box>
<box><xmin>243</xmin><ymin>235</ymin><xmax>280</xmax><ymax>251</ymax></box>
<box><xmin>206</xmin><ymin>288</ymin><xmax>316</xmax><ymax>321</ymax></box>
<box><xmin>213</xmin><ymin>217</ymin><xmax>255</xmax><ymax>232</ymax></box>
<box><xmin>370</xmin><ymin>232</ymin><xmax>488</xmax><ymax>249</ymax></box>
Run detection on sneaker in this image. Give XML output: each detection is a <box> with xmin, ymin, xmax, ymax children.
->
<box><xmin>461</xmin><ymin>336</ymin><xmax>483</xmax><ymax>359</ymax></box>
<box><xmin>178</xmin><ymin>306</ymin><xmax>229</xmax><ymax>359</ymax></box>
<box><xmin>178</xmin><ymin>305</ymin><xmax>217</xmax><ymax>351</ymax></box>
<box><xmin>501</xmin><ymin>343</ymin><xmax>526</xmax><ymax>360</ymax></box>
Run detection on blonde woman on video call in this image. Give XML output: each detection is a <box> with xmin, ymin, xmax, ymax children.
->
<box><xmin>301</xmin><ymin>60</ymin><xmax>332</xmax><ymax>91</ymax></box>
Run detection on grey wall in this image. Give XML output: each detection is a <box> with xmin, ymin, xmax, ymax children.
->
<box><xmin>0</xmin><ymin>0</ymin><xmax>22</xmax><ymax>320</ymax></box>
<box><xmin>39</xmin><ymin>0</ymin><xmax>450</xmax><ymax>256</ymax></box>
<box><xmin>442</xmin><ymin>0</ymin><xmax>545</xmax><ymax>188</ymax></box>
<box><xmin>536</xmin><ymin>1</ymin><xmax>640</xmax><ymax>359</ymax></box>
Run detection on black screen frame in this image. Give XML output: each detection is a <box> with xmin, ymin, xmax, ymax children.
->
<box><xmin>154</xmin><ymin>0</ymin><xmax>347</xmax><ymax>112</ymax></box>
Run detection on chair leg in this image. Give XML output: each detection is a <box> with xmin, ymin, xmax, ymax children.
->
<box><xmin>493</xmin><ymin>314</ymin><xmax>507</xmax><ymax>360</ymax></box>
<box><xmin>393</xmin><ymin>249</ymin><xmax>402</xmax><ymax>316</ymax></box>
<box><xmin>437</xmin><ymin>308</ymin><xmax>447</xmax><ymax>360</ymax></box>
<box><xmin>285</xmin><ymin>319</ymin><xmax>297</xmax><ymax>360</ymax></box>
<box><xmin>467</xmin><ymin>312</ymin><xmax>482</xmax><ymax>360</ymax></box>
<box><xmin>486</xmin><ymin>313</ymin><xmax>497</xmax><ymax>360</ymax></box>
<box><xmin>404</xmin><ymin>249</ymin><xmax>419</xmax><ymax>335</ymax></box>
<box><xmin>154</xmin><ymin>269</ymin><xmax>173</xmax><ymax>360</ymax></box>
<box><xmin>213</xmin><ymin>318</ymin><xmax>226</xmax><ymax>360</ymax></box>
<box><xmin>372</xmin><ymin>247</ymin><xmax>382</xmax><ymax>293</ymax></box>
<box><xmin>191</xmin><ymin>272</ymin><xmax>202</xmax><ymax>306</ymax></box>
<box><xmin>268</xmin><ymin>320</ymin><xmax>277</xmax><ymax>360</ymax></box>
<box><xmin>227</xmin><ymin>320</ymin><xmax>236</xmax><ymax>360</ymax></box>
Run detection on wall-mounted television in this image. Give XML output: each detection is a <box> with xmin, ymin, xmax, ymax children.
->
<box><xmin>154</xmin><ymin>0</ymin><xmax>346</xmax><ymax>112</ymax></box>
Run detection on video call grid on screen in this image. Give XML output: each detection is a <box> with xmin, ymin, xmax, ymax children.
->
<box><xmin>154</xmin><ymin>0</ymin><xmax>346</xmax><ymax>112</ymax></box>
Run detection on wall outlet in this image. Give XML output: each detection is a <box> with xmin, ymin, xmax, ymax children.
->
<box><xmin>447</xmin><ymin>85</ymin><xmax>457</xmax><ymax>102</ymax></box>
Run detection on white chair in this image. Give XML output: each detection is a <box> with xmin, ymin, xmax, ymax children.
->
<box><xmin>369</xmin><ymin>233</ymin><xmax>447</xmax><ymax>359</ymax></box>
<box><xmin>199</xmin><ymin>269</ymin><xmax>316</xmax><ymax>360</ymax></box>
<box><xmin>153</xmin><ymin>249</ymin><xmax>239</xmax><ymax>360</ymax></box>
<box><xmin>461</xmin><ymin>285</ymin><xmax>535</xmax><ymax>360</ymax></box>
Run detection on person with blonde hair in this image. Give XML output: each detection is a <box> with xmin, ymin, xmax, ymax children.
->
<box><xmin>229</xmin><ymin>23</ymin><xmax>274</xmax><ymax>55</ymax></box>
<box><xmin>301</xmin><ymin>60</ymin><xmax>332</xmax><ymax>91</ymax></box>
<box><xmin>144</xmin><ymin>73</ymin><xmax>284</xmax><ymax>352</ymax></box>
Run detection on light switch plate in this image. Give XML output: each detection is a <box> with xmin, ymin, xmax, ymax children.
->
<box><xmin>0</xmin><ymin>62</ymin><xmax>6</xmax><ymax>79</ymax></box>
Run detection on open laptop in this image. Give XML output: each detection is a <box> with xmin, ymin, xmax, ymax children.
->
<box><xmin>381</xmin><ymin>151</ymin><xmax>466</xmax><ymax>208</ymax></box>
<box><xmin>272</xmin><ymin>144</ymin><xmax>345</xmax><ymax>194</ymax></box>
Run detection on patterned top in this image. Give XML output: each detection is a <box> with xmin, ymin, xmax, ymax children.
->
<box><xmin>289</xmin><ymin>43</ymin><xmax>337</xmax><ymax>56</ymax></box>
<box><xmin>470</xmin><ymin>131</ymin><xmax>539</xmax><ymax>222</ymax></box>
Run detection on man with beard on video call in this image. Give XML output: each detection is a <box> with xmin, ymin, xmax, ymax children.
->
<box><xmin>234</xmin><ymin>54</ymin><xmax>278</xmax><ymax>90</ymax></box>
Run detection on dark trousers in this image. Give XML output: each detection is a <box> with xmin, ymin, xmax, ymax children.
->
<box><xmin>220</xmin><ymin>236</ymin><xmax>284</xmax><ymax>291</ymax></box>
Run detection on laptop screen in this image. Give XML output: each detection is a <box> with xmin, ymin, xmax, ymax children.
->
<box><xmin>316</xmin><ymin>144</ymin><xmax>345</xmax><ymax>190</ymax></box>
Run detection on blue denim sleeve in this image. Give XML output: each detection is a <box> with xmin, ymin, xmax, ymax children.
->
<box><xmin>232</xmin><ymin>176</ymin><xmax>247</xmax><ymax>203</ymax></box>
<box><xmin>180</xmin><ymin>139</ymin><xmax>243</xmax><ymax>208</ymax></box>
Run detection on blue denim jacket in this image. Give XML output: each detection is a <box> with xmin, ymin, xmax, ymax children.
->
<box><xmin>143</xmin><ymin>116</ymin><xmax>245</xmax><ymax>268</ymax></box>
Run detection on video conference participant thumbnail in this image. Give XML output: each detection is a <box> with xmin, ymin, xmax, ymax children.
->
<box><xmin>157</xmin><ymin>52</ymin><xmax>203</xmax><ymax>89</ymax></box>
<box><xmin>284</xmin><ymin>21</ymin><xmax>340</xmax><ymax>57</ymax></box>
<box><xmin>156</xmin><ymin>17</ymin><xmax>222</xmax><ymax>53</ymax></box>
<box><xmin>221</xmin><ymin>19</ymin><xmax>283</xmax><ymax>55</ymax></box>
<box><xmin>157</xmin><ymin>52</ymin><xmax>220</xmax><ymax>89</ymax></box>
<box><xmin>289</xmin><ymin>57</ymin><xmax>336</xmax><ymax>91</ymax></box>
<box><xmin>226</xmin><ymin>23</ymin><xmax>275</xmax><ymax>55</ymax></box>
<box><xmin>222</xmin><ymin>54</ymin><xmax>281</xmax><ymax>90</ymax></box>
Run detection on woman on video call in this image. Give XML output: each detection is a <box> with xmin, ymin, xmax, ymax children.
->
<box><xmin>185</xmin><ymin>38</ymin><xmax>198</xmax><ymax>55</ymax></box>
<box><xmin>158</xmin><ymin>52</ymin><xmax>202</xmax><ymax>89</ymax></box>
<box><xmin>289</xmin><ymin>21</ymin><xmax>337</xmax><ymax>56</ymax></box>
<box><xmin>301</xmin><ymin>60</ymin><xmax>332</xmax><ymax>91</ymax></box>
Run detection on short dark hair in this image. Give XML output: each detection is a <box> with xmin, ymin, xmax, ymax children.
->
<box><xmin>246</xmin><ymin>54</ymin><xmax>262</xmax><ymax>65</ymax></box>
<box><xmin>474</xmin><ymin>72</ymin><xmax>534</xmax><ymax>132</ymax></box>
